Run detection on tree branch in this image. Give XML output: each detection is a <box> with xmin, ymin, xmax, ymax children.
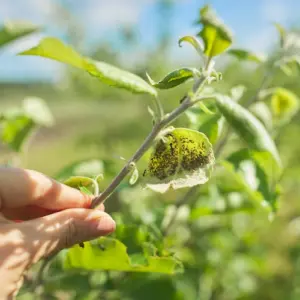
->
<box><xmin>91</xmin><ymin>77</ymin><xmax>207</xmax><ymax>208</ymax></box>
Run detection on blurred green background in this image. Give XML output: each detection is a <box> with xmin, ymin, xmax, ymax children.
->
<box><xmin>1</xmin><ymin>0</ymin><xmax>300</xmax><ymax>299</ymax></box>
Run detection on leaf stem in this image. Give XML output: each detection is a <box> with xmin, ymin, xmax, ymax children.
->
<box><xmin>91</xmin><ymin>76</ymin><xmax>207</xmax><ymax>208</ymax></box>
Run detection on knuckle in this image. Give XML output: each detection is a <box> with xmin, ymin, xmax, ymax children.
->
<box><xmin>63</xmin><ymin>219</ymin><xmax>80</xmax><ymax>248</ymax></box>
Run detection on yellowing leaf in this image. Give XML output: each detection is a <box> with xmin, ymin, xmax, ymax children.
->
<box><xmin>270</xmin><ymin>88</ymin><xmax>299</xmax><ymax>120</ymax></box>
<box><xmin>143</xmin><ymin>128</ymin><xmax>215</xmax><ymax>193</ymax></box>
<box><xmin>197</xmin><ymin>5</ymin><xmax>233</xmax><ymax>57</ymax></box>
<box><xmin>20</xmin><ymin>37</ymin><xmax>157</xmax><ymax>97</ymax></box>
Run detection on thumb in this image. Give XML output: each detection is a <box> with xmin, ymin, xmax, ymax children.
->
<box><xmin>21</xmin><ymin>208</ymin><xmax>116</xmax><ymax>262</ymax></box>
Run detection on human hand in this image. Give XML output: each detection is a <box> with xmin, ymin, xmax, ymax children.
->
<box><xmin>0</xmin><ymin>167</ymin><xmax>115</xmax><ymax>299</ymax></box>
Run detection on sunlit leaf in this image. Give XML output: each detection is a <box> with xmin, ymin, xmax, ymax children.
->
<box><xmin>64</xmin><ymin>237</ymin><xmax>183</xmax><ymax>274</ymax></box>
<box><xmin>20</xmin><ymin>37</ymin><xmax>157</xmax><ymax>97</ymax></box>
<box><xmin>0</xmin><ymin>21</ymin><xmax>40</xmax><ymax>48</ymax></box>
<box><xmin>215</xmin><ymin>95</ymin><xmax>281</xmax><ymax>166</ymax></box>
<box><xmin>147</xmin><ymin>68</ymin><xmax>198</xmax><ymax>89</ymax></box>
<box><xmin>23</xmin><ymin>97</ymin><xmax>54</xmax><ymax>127</ymax></box>
<box><xmin>197</xmin><ymin>5</ymin><xmax>233</xmax><ymax>57</ymax></box>
<box><xmin>227</xmin><ymin>49</ymin><xmax>265</xmax><ymax>63</ymax></box>
<box><xmin>143</xmin><ymin>128</ymin><xmax>215</xmax><ymax>193</ymax></box>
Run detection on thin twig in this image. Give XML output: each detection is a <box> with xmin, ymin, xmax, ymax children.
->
<box><xmin>91</xmin><ymin>76</ymin><xmax>207</xmax><ymax>208</ymax></box>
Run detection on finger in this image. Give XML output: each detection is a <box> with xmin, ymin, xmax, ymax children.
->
<box><xmin>0</xmin><ymin>167</ymin><xmax>99</xmax><ymax>210</ymax></box>
<box><xmin>20</xmin><ymin>208</ymin><xmax>115</xmax><ymax>261</ymax></box>
<box><xmin>1</xmin><ymin>203</ymin><xmax>105</xmax><ymax>221</ymax></box>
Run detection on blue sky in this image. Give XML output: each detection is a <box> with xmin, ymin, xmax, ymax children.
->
<box><xmin>0</xmin><ymin>0</ymin><xmax>300</xmax><ymax>82</ymax></box>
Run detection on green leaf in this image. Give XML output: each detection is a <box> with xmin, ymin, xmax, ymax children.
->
<box><xmin>143</xmin><ymin>127</ymin><xmax>215</xmax><ymax>193</ymax></box>
<box><xmin>227</xmin><ymin>49</ymin><xmax>265</xmax><ymax>63</ymax></box>
<box><xmin>197</xmin><ymin>5</ymin><xmax>233</xmax><ymax>57</ymax></box>
<box><xmin>227</xmin><ymin>149</ymin><xmax>282</xmax><ymax>209</ymax></box>
<box><xmin>23</xmin><ymin>97</ymin><xmax>54</xmax><ymax>127</ymax></box>
<box><xmin>146</xmin><ymin>68</ymin><xmax>198</xmax><ymax>89</ymax></box>
<box><xmin>218</xmin><ymin>161</ymin><xmax>270</xmax><ymax>211</ymax></box>
<box><xmin>178</xmin><ymin>35</ymin><xmax>204</xmax><ymax>57</ymax></box>
<box><xmin>19</xmin><ymin>37</ymin><xmax>157</xmax><ymax>97</ymax></box>
<box><xmin>1</xmin><ymin>114</ymin><xmax>35</xmax><ymax>152</ymax></box>
<box><xmin>215</xmin><ymin>95</ymin><xmax>281</xmax><ymax>166</ymax></box>
<box><xmin>64</xmin><ymin>237</ymin><xmax>183</xmax><ymax>274</ymax></box>
<box><xmin>55</xmin><ymin>159</ymin><xmax>104</xmax><ymax>181</ymax></box>
<box><xmin>0</xmin><ymin>21</ymin><xmax>40</xmax><ymax>48</ymax></box>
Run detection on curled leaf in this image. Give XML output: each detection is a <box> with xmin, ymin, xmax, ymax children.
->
<box><xmin>178</xmin><ymin>35</ymin><xmax>204</xmax><ymax>57</ymax></box>
<box><xmin>147</xmin><ymin>68</ymin><xmax>199</xmax><ymax>89</ymax></box>
<box><xmin>143</xmin><ymin>128</ymin><xmax>215</xmax><ymax>193</ymax></box>
<box><xmin>64</xmin><ymin>176</ymin><xmax>99</xmax><ymax>195</ymax></box>
<box><xmin>129</xmin><ymin>163</ymin><xmax>139</xmax><ymax>185</ymax></box>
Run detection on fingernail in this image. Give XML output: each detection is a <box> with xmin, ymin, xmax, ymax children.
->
<box><xmin>96</xmin><ymin>215</ymin><xmax>116</xmax><ymax>233</ymax></box>
<box><xmin>85</xmin><ymin>210</ymin><xmax>104</xmax><ymax>222</ymax></box>
<box><xmin>86</xmin><ymin>211</ymin><xmax>116</xmax><ymax>234</ymax></box>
